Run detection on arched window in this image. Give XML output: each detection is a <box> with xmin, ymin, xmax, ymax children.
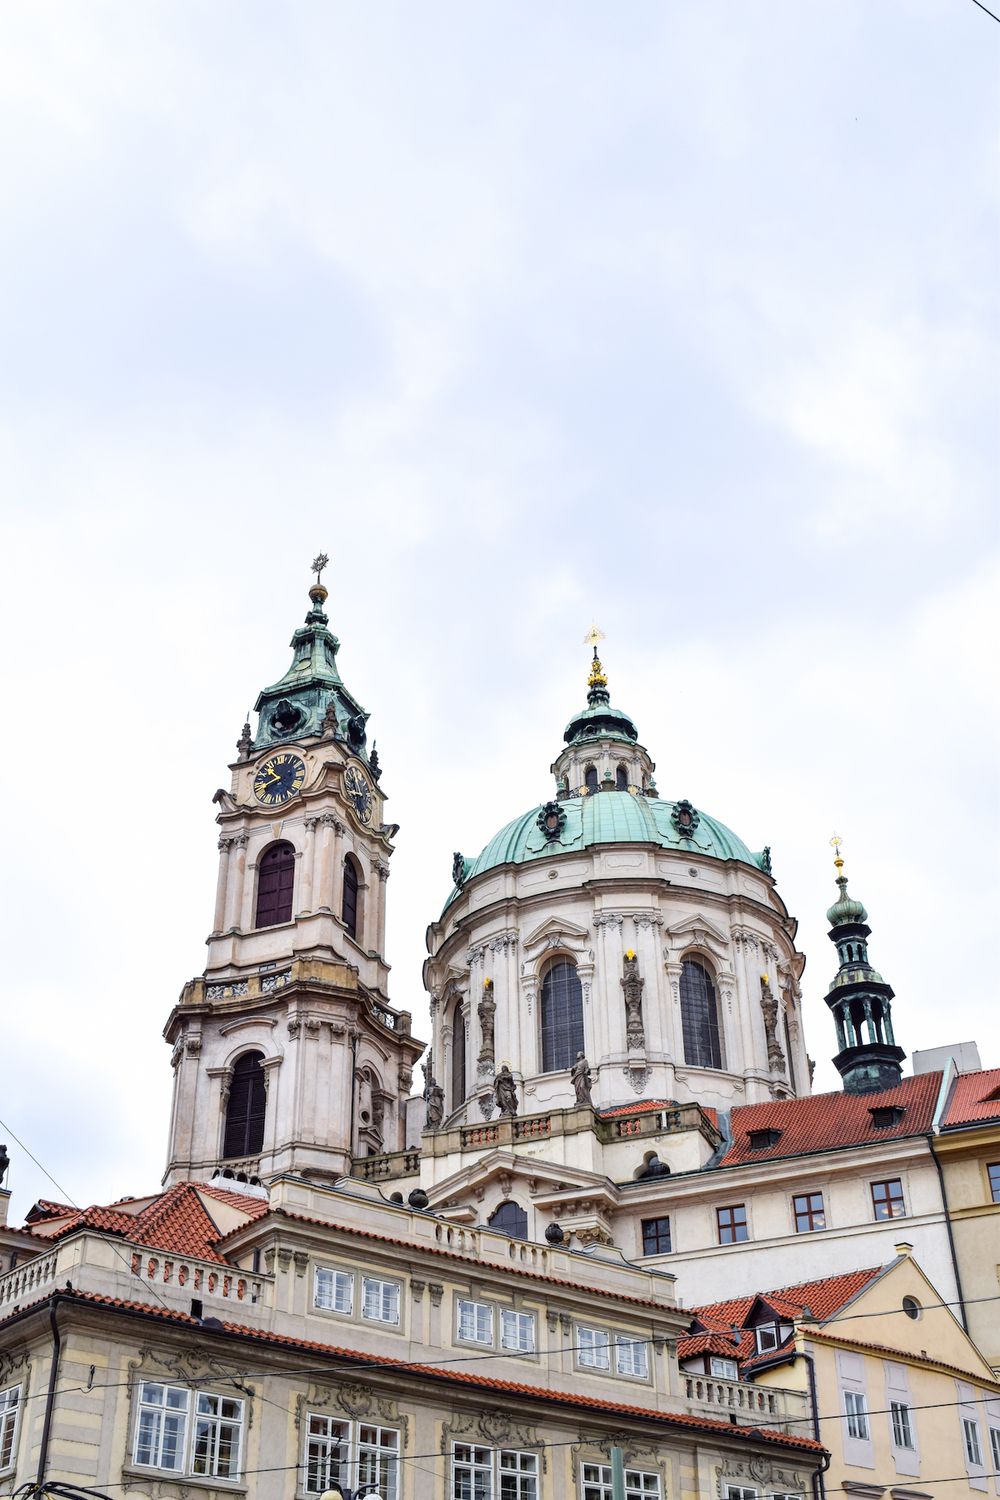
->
<box><xmin>540</xmin><ymin>960</ymin><xmax>585</xmax><ymax>1073</ymax></box>
<box><xmin>489</xmin><ymin>1201</ymin><xmax>528</xmax><ymax>1240</ymax></box>
<box><xmin>584</xmin><ymin>765</ymin><xmax>599</xmax><ymax>794</ymax></box>
<box><xmin>223</xmin><ymin>1052</ymin><xmax>266</xmax><ymax>1158</ymax></box>
<box><xmin>342</xmin><ymin>857</ymin><xmax>359</xmax><ymax>939</ymax></box>
<box><xmin>615</xmin><ymin>764</ymin><xmax>628</xmax><ymax>790</ymax></box>
<box><xmin>255</xmin><ymin>842</ymin><xmax>295</xmax><ymax>928</ymax></box>
<box><xmin>680</xmin><ymin>960</ymin><xmax>723</xmax><ymax>1069</ymax></box>
<box><xmin>451</xmin><ymin>1000</ymin><xmax>466</xmax><ymax>1109</ymax></box>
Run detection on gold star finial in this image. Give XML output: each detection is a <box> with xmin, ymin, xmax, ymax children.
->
<box><xmin>830</xmin><ymin>831</ymin><xmax>844</xmax><ymax>874</ymax></box>
<box><xmin>583</xmin><ymin>623</ymin><xmax>605</xmax><ymax>649</ymax></box>
<box><xmin>583</xmin><ymin>624</ymin><xmax>608</xmax><ymax>689</ymax></box>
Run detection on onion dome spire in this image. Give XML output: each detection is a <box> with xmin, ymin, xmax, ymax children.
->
<box><xmin>824</xmin><ymin>837</ymin><xmax>904</xmax><ymax>1095</ymax></box>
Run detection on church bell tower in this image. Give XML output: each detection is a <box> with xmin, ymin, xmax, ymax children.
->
<box><xmin>163</xmin><ymin>558</ymin><xmax>423</xmax><ymax>1188</ymax></box>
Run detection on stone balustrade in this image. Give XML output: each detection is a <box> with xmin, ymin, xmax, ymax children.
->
<box><xmin>0</xmin><ymin>1252</ymin><xmax>58</xmax><ymax>1308</ymax></box>
<box><xmin>682</xmin><ymin>1372</ymin><xmax>810</xmax><ymax>1434</ymax></box>
<box><xmin>354</xmin><ymin>1149</ymin><xmax>421</xmax><ymax>1183</ymax></box>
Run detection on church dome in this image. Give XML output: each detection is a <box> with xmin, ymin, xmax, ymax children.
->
<box><xmin>448</xmin><ymin>791</ymin><xmax>762</xmax><ymax>908</ymax></box>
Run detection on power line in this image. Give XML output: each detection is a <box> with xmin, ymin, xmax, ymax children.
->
<box><xmin>969</xmin><ymin>0</ymin><xmax>1000</xmax><ymax>22</ymax></box>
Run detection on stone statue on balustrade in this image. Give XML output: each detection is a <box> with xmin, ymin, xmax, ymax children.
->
<box><xmin>493</xmin><ymin>1064</ymin><xmax>518</xmax><ymax>1118</ymax></box>
<box><xmin>571</xmin><ymin>1052</ymin><xmax>593</xmax><ymax>1106</ymax></box>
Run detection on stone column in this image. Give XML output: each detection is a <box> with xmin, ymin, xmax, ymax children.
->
<box><xmin>213</xmin><ymin>837</ymin><xmax>233</xmax><ymax>932</ymax></box>
<box><xmin>316</xmin><ymin>815</ymin><xmax>343</xmax><ymax>913</ymax></box>
<box><xmin>375</xmin><ymin>860</ymin><xmax>390</xmax><ymax>955</ymax></box>
<box><xmin>224</xmin><ymin>834</ymin><xmax>249</xmax><ymax>931</ymax></box>
<box><xmin>299</xmin><ymin>817</ymin><xmax>318</xmax><ymax>914</ymax></box>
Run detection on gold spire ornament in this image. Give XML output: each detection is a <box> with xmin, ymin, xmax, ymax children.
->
<box><xmin>583</xmin><ymin>624</ymin><xmax>608</xmax><ymax>688</ymax></box>
<box><xmin>830</xmin><ymin>831</ymin><xmax>845</xmax><ymax>874</ymax></box>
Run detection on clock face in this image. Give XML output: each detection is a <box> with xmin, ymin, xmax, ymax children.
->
<box><xmin>253</xmin><ymin>752</ymin><xmax>306</xmax><ymax>806</ymax></box>
<box><xmin>344</xmin><ymin>765</ymin><xmax>373</xmax><ymax>824</ymax></box>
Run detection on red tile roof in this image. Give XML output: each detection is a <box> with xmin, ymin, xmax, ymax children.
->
<box><xmin>23</xmin><ymin>1183</ymin><xmax>265</xmax><ymax>1264</ymax></box>
<box><xmin>599</xmin><ymin>1100</ymin><xmax>718</xmax><ymax>1129</ymax></box>
<box><xmin>721</xmin><ymin>1073</ymin><xmax>941</xmax><ymax>1165</ymax></box>
<box><xmin>942</xmin><ymin>1069</ymin><xmax>1000</xmax><ymax>1128</ymax></box>
<box><xmin>0</xmin><ymin>1287</ymin><xmax>824</xmax><ymax>1455</ymax></box>
<box><xmin>680</xmin><ymin>1266</ymin><xmax>885</xmax><ymax>1371</ymax></box>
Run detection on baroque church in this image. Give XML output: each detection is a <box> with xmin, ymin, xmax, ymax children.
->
<box><xmin>0</xmin><ymin>566</ymin><xmax>997</xmax><ymax>1500</ymax></box>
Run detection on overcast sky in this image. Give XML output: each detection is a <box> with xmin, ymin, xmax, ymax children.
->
<box><xmin>2</xmin><ymin>2</ymin><xmax>997</xmax><ymax>1225</ymax></box>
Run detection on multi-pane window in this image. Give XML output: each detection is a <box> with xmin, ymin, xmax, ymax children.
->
<box><xmin>577</xmin><ymin>1326</ymin><xmax>612</xmax><ymax>1370</ymax></box>
<box><xmin>988</xmin><ymin>1162</ymin><xmax>1000</xmax><ymax>1203</ymax></box>
<box><xmin>315</xmin><ymin>1267</ymin><xmax>354</xmax><ymax>1314</ymax></box>
<box><xmin>792</xmin><ymin>1192</ymin><xmax>825</xmax><ymax>1232</ymax></box>
<box><xmin>305</xmin><ymin>1417</ymin><xmax>399</xmax><ymax>1499</ymax></box>
<box><xmin>457</xmin><ymin>1298</ymin><xmax>493</xmax><ymax>1345</ymax></box>
<box><xmin>501</xmin><ymin>1309</ymin><xmax>536</xmax><ymax>1353</ymax></box>
<box><xmin>871</xmin><ymin>1178</ymin><xmax>906</xmax><ymax>1220</ymax></box>
<box><xmin>488</xmin><ymin>1201</ymin><xmax>529</xmax><ymax>1240</ymax></box>
<box><xmin>717</xmin><ymin>1204</ymin><xmax>749</xmax><ymax>1244</ymax></box>
<box><xmin>710</xmin><ymin>1357</ymin><xmax>739</xmax><ymax>1380</ymax></box>
<box><xmin>641</xmin><ymin>1216</ymin><xmax>671</xmax><ymax>1255</ymax></box>
<box><xmin>963</xmin><ymin>1416</ymin><xmax>983</xmax><ymax>1466</ymax></box>
<box><xmin>755</xmin><ymin>1323</ymin><xmax>781</xmax><ymax>1353</ymax></box>
<box><xmin>680</xmin><ymin>960</ymin><xmax>723</xmax><ymax>1069</ymax></box>
<box><xmin>134</xmin><ymin>1383</ymin><xmax>190</xmax><ymax>1472</ymax></box>
<box><xmin>990</xmin><ymin>1426</ymin><xmax>1000</xmax><ymax>1474</ymax></box>
<box><xmin>722</xmin><ymin>1489</ymin><xmax>757</xmax><ymax>1500</ymax></box>
<box><xmin>581</xmin><ymin>1462</ymin><xmax>660</xmax><ymax>1499</ymax></box>
<box><xmin>540</xmin><ymin>961</ymin><xmax>585</xmax><ymax>1073</ymax></box>
<box><xmin>890</xmin><ymin>1400</ymin><xmax>914</xmax><ymax>1449</ymax></box>
<box><xmin>844</xmin><ymin>1390</ymin><xmax>869</xmax><ymax>1440</ymax></box>
<box><xmin>191</xmin><ymin>1393</ymin><xmax>243</xmax><ymax>1479</ymax></box>
<box><xmin>362</xmin><ymin>1276</ymin><xmax>401</xmax><ymax>1325</ymax></box>
<box><xmin>451</xmin><ymin>1443</ymin><xmax>537</xmax><ymax>1499</ymax></box>
<box><xmin>614</xmin><ymin>1336</ymin><xmax>649</xmax><ymax>1379</ymax></box>
<box><xmin>0</xmin><ymin>1385</ymin><xmax>20</xmax><ymax>1470</ymax></box>
<box><xmin>133</xmin><ymin>1383</ymin><xmax>244</xmax><ymax>1479</ymax></box>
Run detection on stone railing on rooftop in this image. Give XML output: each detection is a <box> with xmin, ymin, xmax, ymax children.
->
<box><xmin>0</xmin><ymin>1251</ymin><xmax>58</xmax><ymax>1309</ymax></box>
<box><xmin>354</xmin><ymin>1149</ymin><xmax>421</xmax><ymax>1184</ymax></box>
<box><xmin>682</xmin><ymin>1373</ymin><xmax>810</xmax><ymax>1435</ymax></box>
<box><xmin>417</xmin><ymin>1099</ymin><xmax>719</xmax><ymax>1160</ymax></box>
<box><xmin>271</xmin><ymin>1175</ymin><xmax>678</xmax><ymax>1309</ymax></box>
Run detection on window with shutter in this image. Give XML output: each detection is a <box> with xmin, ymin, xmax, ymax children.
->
<box><xmin>254</xmin><ymin>842</ymin><xmax>295</xmax><ymax>928</ymax></box>
<box><xmin>222</xmin><ymin>1053</ymin><xmax>266</xmax><ymax>1158</ymax></box>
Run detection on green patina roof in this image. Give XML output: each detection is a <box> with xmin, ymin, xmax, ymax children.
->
<box><xmin>447</xmin><ymin>791</ymin><xmax>765</xmax><ymax>909</ymax></box>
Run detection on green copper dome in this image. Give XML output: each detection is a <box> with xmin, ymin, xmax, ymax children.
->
<box><xmin>447</xmin><ymin>792</ymin><xmax>765</xmax><ymax>907</ymax></box>
<box><xmin>826</xmin><ymin>872</ymin><xmax>868</xmax><ymax>928</ymax></box>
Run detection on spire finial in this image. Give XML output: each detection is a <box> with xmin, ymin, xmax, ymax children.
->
<box><xmin>830</xmin><ymin>831</ymin><xmax>845</xmax><ymax>876</ymax></box>
<box><xmin>583</xmin><ymin>624</ymin><xmax>608</xmax><ymax>692</ymax></box>
<box><xmin>311</xmin><ymin>552</ymin><xmax>330</xmax><ymax>586</ymax></box>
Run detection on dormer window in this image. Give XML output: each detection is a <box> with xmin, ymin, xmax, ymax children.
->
<box><xmin>747</xmin><ymin>1127</ymin><xmax>783</xmax><ymax>1151</ymax></box>
<box><xmin>754</xmin><ymin>1321</ymin><xmax>790</xmax><ymax>1354</ymax></box>
<box><xmin>869</xmin><ymin>1105</ymin><xmax>905</xmax><ymax>1129</ymax></box>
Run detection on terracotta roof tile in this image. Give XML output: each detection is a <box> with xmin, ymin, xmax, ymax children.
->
<box><xmin>21</xmin><ymin>1183</ymin><xmax>264</xmax><ymax>1264</ymax></box>
<box><xmin>692</xmin><ymin>1266</ymin><xmax>883</xmax><ymax>1334</ymax></box>
<box><xmin>942</xmin><ymin>1068</ymin><xmax>1000</xmax><ymax>1128</ymax></box>
<box><xmin>0</xmin><ymin>1287</ymin><xmax>824</xmax><ymax>1455</ymax></box>
<box><xmin>805</xmin><ymin>1329</ymin><xmax>1000</xmax><ymax>1390</ymax></box>
<box><xmin>601</xmin><ymin>1099</ymin><xmax>678</xmax><ymax>1118</ymax></box>
<box><xmin>721</xmin><ymin>1074</ymin><xmax>941</xmax><ymax>1165</ymax></box>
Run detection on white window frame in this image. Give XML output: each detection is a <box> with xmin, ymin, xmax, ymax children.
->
<box><xmin>890</xmin><ymin>1398</ymin><xmax>914</xmax><ymax>1450</ymax></box>
<box><xmin>133</xmin><ymin>1382</ymin><xmax>190</xmax><ymax>1473</ymax></box>
<box><xmin>303</xmin><ymin>1412</ymin><xmax>348</xmax><ymax>1494</ymax></box>
<box><xmin>710</xmin><ymin>1357</ymin><xmax>739</xmax><ymax>1380</ymax></box>
<box><xmin>362</xmin><ymin>1275</ymin><xmax>401</xmax><ymax>1326</ymax></box>
<box><xmin>963</xmin><ymin>1415</ymin><xmax>983</xmax><ymax>1467</ymax></box>
<box><xmin>314</xmin><ymin>1266</ymin><xmax>354</xmax><ymax>1315</ymax></box>
<box><xmin>133</xmin><ymin>1381</ymin><xmax>244</xmax><ymax>1480</ymax></box>
<box><xmin>755</xmin><ymin>1323</ymin><xmax>780</xmax><ymax>1353</ymax></box>
<box><xmin>581</xmin><ymin>1460</ymin><xmax>661</xmax><ymax>1498</ymax></box>
<box><xmin>457</xmin><ymin>1297</ymin><xmax>494</xmax><ymax>1345</ymax></box>
<box><xmin>0</xmin><ymin>1384</ymin><xmax>21</xmax><ymax>1472</ymax></box>
<box><xmin>356</xmin><ymin>1422</ymin><xmax>400</xmax><ymax>1499</ymax></box>
<box><xmin>990</xmin><ymin>1424</ymin><xmax>1000</xmax><ymax>1474</ymax></box>
<box><xmin>722</xmin><ymin>1487</ymin><xmax>757</xmax><ymax>1500</ymax></box>
<box><xmin>501</xmin><ymin>1308</ymin><xmax>536</xmax><ymax>1353</ymax></box>
<box><xmin>191</xmin><ymin>1391</ymin><xmax>244</xmax><ymax>1480</ymax></box>
<box><xmin>614</xmin><ymin>1335</ymin><xmax>649</xmax><ymax>1380</ymax></box>
<box><xmin>845</xmin><ymin>1389</ymin><xmax>869</xmax><ymax>1441</ymax></box>
<box><xmin>577</xmin><ymin>1325</ymin><xmax>612</xmax><ymax>1370</ymax></box>
<box><xmin>451</xmin><ymin>1442</ymin><xmax>537</xmax><ymax>1499</ymax></box>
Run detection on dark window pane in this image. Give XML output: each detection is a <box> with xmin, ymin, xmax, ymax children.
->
<box><xmin>540</xmin><ymin>962</ymin><xmax>585</xmax><ymax>1073</ymax></box>
<box><xmin>489</xmin><ymin>1201</ymin><xmax>528</xmax><ymax>1239</ymax></box>
<box><xmin>988</xmin><ymin>1164</ymin><xmax>1000</xmax><ymax>1204</ymax></box>
<box><xmin>793</xmin><ymin>1192</ymin><xmax>825</xmax><ymax>1232</ymax></box>
<box><xmin>255</xmin><ymin>842</ymin><xmax>295</xmax><ymax>928</ymax></box>
<box><xmin>451</xmin><ymin>1003</ymin><xmax>466</xmax><ymax>1109</ymax></box>
<box><xmin>680</xmin><ymin>961</ymin><xmax>723</xmax><ymax>1069</ymax></box>
<box><xmin>342</xmin><ymin>858</ymin><xmax>359</xmax><ymax>938</ymax></box>
<box><xmin>615</xmin><ymin>765</ymin><xmax>628</xmax><ymax>790</ymax></box>
<box><xmin>871</xmin><ymin>1179</ymin><xmax>905</xmax><ymax>1219</ymax></box>
<box><xmin>223</xmin><ymin>1052</ymin><xmax>266</xmax><ymax>1158</ymax></box>
<box><xmin>585</xmin><ymin>766</ymin><xmax>599</xmax><ymax>794</ymax></box>
<box><xmin>641</xmin><ymin>1217</ymin><xmax>671</xmax><ymax>1255</ymax></box>
<box><xmin>716</xmin><ymin>1204</ymin><xmax>748</xmax><ymax>1244</ymax></box>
